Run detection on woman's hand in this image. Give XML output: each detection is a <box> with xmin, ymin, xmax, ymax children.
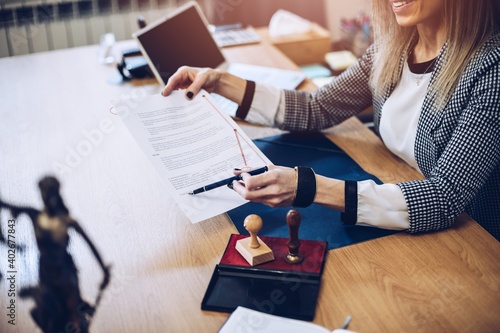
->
<box><xmin>231</xmin><ymin>165</ymin><xmax>297</xmax><ymax>208</ymax></box>
<box><xmin>231</xmin><ymin>165</ymin><xmax>346</xmax><ymax>211</ymax></box>
<box><xmin>161</xmin><ymin>66</ymin><xmax>246</xmax><ymax>103</ymax></box>
<box><xmin>161</xmin><ymin>66</ymin><xmax>221</xmax><ymax>98</ymax></box>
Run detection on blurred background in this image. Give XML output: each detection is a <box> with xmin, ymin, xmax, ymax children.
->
<box><xmin>0</xmin><ymin>0</ymin><xmax>371</xmax><ymax>58</ymax></box>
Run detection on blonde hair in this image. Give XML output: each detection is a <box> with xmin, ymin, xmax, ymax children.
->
<box><xmin>370</xmin><ymin>0</ymin><xmax>499</xmax><ymax>109</ymax></box>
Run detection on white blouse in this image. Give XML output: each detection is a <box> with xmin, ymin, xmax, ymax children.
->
<box><xmin>379</xmin><ymin>61</ymin><xmax>431</xmax><ymax>173</ymax></box>
<box><xmin>244</xmin><ymin>63</ymin><xmax>431</xmax><ymax>230</ymax></box>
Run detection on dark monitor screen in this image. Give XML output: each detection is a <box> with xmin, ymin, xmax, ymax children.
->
<box><xmin>135</xmin><ymin>4</ymin><xmax>225</xmax><ymax>85</ymax></box>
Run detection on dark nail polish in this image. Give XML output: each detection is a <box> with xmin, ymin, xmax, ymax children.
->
<box><xmin>227</xmin><ymin>182</ymin><xmax>234</xmax><ymax>189</ymax></box>
<box><xmin>233</xmin><ymin>168</ymin><xmax>242</xmax><ymax>171</ymax></box>
<box><xmin>186</xmin><ymin>91</ymin><xmax>194</xmax><ymax>99</ymax></box>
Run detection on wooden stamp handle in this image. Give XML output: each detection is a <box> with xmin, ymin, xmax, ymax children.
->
<box><xmin>286</xmin><ymin>209</ymin><xmax>301</xmax><ymax>255</ymax></box>
<box><xmin>244</xmin><ymin>214</ymin><xmax>262</xmax><ymax>248</ymax></box>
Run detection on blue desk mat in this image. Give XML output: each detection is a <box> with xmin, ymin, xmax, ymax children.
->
<box><xmin>227</xmin><ymin>132</ymin><xmax>399</xmax><ymax>250</ymax></box>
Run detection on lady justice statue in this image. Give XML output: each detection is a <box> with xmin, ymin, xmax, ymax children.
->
<box><xmin>0</xmin><ymin>176</ymin><xmax>111</xmax><ymax>333</ymax></box>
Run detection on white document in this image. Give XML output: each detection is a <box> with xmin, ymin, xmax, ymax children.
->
<box><xmin>113</xmin><ymin>90</ymin><xmax>271</xmax><ymax>223</ymax></box>
<box><xmin>218</xmin><ymin>306</ymin><xmax>335</xmax><ymax>333</ymax></box>
<box><xmin>227</xmin><ymin>63</ymin><xmax>306</xmax><ymax>90</ymax></box>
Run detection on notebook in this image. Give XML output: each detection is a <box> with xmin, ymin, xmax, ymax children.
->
<box><xmin>132</xmin><ymin>1</ymin><xmax>305</xmax><ymax>116</ymax></box>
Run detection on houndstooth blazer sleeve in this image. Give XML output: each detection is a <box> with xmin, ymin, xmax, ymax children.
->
<box><xmin>280</xmin><ymin>32</ymin><xmax>500</xmax><ymax>239</ymax></box>
<box><xmin>279</xmin><ymin>45</ymin><xmax>376</xmax><ymax>132</ymax></box>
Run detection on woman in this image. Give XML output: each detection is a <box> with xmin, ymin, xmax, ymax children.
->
<box><xmin>162</xmin><ymin>0</ymin><xmax>500</xmax><ymax>239</ymax></box>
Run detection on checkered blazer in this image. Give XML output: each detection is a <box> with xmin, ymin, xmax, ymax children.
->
<box><xmin>281</xmin><ymin>32</ymin><xmax>500</xmax><ymax>239</ymax></box>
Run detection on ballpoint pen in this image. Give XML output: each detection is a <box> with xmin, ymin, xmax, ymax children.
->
<box><xmin>188</xmin><ymin>166</ymin><xmax>268</xmax><ymax>195</ymax></box>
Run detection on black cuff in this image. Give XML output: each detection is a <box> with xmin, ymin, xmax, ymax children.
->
<box><xmin>235</xmin><ymin>80</ymin><xmax>256</xmax><ymax>120</ymax></box>
<box><xmin>341</xmin><ymin>180</ymin><xmax>357</xmax><ymax>225</ymax></box>
<box><xmin>292</xmin><ymin>167</ymin><xmax>316</xmax><ymax>208</ymax></box>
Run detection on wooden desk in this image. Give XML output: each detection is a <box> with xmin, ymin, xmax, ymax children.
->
<box><xmin>0</xmin><ymin>40</ymin><xmax>499</xmax><ymax>333</ymax></box>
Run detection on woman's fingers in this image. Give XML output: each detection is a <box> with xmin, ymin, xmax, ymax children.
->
<box><xmin>184</xmin><ymin>69</ymin><xmax>214</xmax><ymax>98</ymax></box>
<box><xmin>161</xmin><ymin>66</ymin><xmax>220</xmax><ymax>99</ymax></box>
<box><xmin>161</xmin><ymin>66</ymin><xmax>194</xmax><ymax>96</ymax></box>
<box><xmin>231</xmin><ymin>166</ymin><xmax>296</xmax><ymax>207</ymax></box>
